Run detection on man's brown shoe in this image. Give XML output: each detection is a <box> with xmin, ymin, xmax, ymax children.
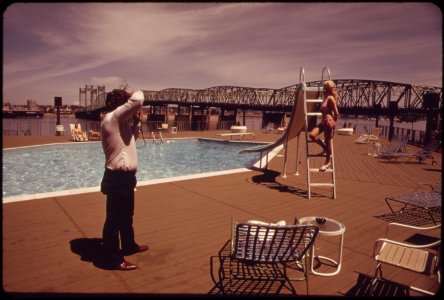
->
<box><xmin>137</xmin><ymin>245</ymin><xmax>149</xmax><ymax>253</ymax></box>
<box><xmin>118</xmin><ymin>261</ymin><xmax>138</xmax><ymax>271</ymax></box>
<box><xmin>122</xmin><ymin>244</ymin><xmax>149</xmax><ymax>256</ymax></box>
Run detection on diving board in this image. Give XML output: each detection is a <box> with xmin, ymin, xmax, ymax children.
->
<box><xmin>216</xmin><ymin>132</ymin><xmax>255</xmax><ymax>140</ymax></box>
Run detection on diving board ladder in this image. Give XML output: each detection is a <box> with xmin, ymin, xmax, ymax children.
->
<box><xmin>302</xmin><ymin>67</ymin><xmax>336</xmax><ymax>199</ymax></box>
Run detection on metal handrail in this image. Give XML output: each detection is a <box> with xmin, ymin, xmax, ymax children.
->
<box><xmin>322</xmin><ymin>66</ymin><xmax>331</xmax><ymax>82</ymax></box>
<box><xmin>299</xmin><ymin>67</ymin><xmax>305</xmax><ymax>84</ymax></box>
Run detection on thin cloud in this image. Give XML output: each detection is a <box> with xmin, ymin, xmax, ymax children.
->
<box><xmin>90</xmin><ymin>76</ymin><xmax>126</xmax><ymax>88</ymax></box>
<box><xmin>3</xmin><ymin>2</ymin><xmax>441</xmax><ymax>104</ymax></box>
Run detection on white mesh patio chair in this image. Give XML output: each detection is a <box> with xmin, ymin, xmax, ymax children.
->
<box><xmin>228</xmin><ymin>220</ymin><xmax>319</xmax><ymax>295</ymax></box>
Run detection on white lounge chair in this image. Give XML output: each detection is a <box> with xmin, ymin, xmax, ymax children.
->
<box><xmin>354</xmin><ymin>127</ymin><xmax>381</xmax><ymax>144</ymax></box>
<box><xmin>274</xmin><ymin>127</ymin><xmax>286</xmax><ymax>134</ymax></box>
<box><xmin>70</xmin><ymin>123</ymin><xmax>88</xmax><ymax>142</ymax></box>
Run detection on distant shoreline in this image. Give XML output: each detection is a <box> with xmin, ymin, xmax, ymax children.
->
<box><xmin>44</xmin><ymin>113</ymin><xmax>77</xmax><ymax>118</ymax></box>
<box><xmin>3</xmin><ymin>112</ymin><xmax>427</xmax><ymax>134</ymax></box>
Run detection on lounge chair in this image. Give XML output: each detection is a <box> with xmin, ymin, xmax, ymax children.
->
<box><xmin>226</xmin><ymin>219</ymin><xmax>319</xmax><ymax>295</ymax></box>
<box><xmin>70</xmin><ymin>123</ymin><xmax>88</xmax><ymax>142</ymax></box>
<box><xmin>371</xmin><ymin>222</ymin><xmax>441</xmax><ymax>295</ymax></box>
<box><xmin>414</xmin><ymin>139</ymin><xmax>441</xmax><ymax>165</ymax></box>
<box><xmin>274</xmin><ymin>127</ymin><xmax>286</xmax><ymax>134</ymax></box>
<box><xmin>377</xmin><ymin>135</ymin><xmax>410</xmax><ymax>161</ymax></box>
<box><xmin>354</xmin><ymin>134</ymin><xmax>369</xmax><ymax>144</ymax></box>
<box><xmin>354</xmin><ymin>127</ymin><xmax>380</xmax><ymax>144</ymax></box>
<box><xmin>69</xmin><ymin>124</ymin><xmax>75</xmax><ymax>140</ymax></box>
<box><xmin>87</xmin><ymin>129</ymin><xmax>101</xmax><ymax>141</ymax></box>
<box><xmin>384</xmin><ymin>178</ymin><xmax>441</xmax><ymax>224</ymax></box>
<box><xmin>262</xmin><ymin>123</ymin><xmax>274</xmax><ymax>133</ymax></box>
<box><xmin>261</xmin><ymin>124</ymin><xmax>285</xmax><ymax>134</ymax></box>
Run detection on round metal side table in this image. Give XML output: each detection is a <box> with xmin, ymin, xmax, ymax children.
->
<box><xmin>298</xmin><ymin>216</ymin><xmax>345</xmax><ymax>276</ymax></box>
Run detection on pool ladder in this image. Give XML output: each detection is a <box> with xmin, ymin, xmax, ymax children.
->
<box><xmin>302</xmin><ymin>67</ymin><xmax>336</xmax><ymax>199</ymax></box>
<box><xmin>151</xmin><ymin>131</ymin><xmax>164</xmax><ymax>143</ymax></box>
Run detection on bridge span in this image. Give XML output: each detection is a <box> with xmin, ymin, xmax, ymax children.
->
<box><xmin>142</xmin><ymin>79</ymin><xmax>442</xmax><ymax>113</ymax></box>
<box><xmin>77</xmin><ymin>79</ymin><xmax>442</xmax><ymax>119</ymax></box>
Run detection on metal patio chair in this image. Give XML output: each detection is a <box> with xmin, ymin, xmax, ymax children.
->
<box><xmin>227</xmin><ymin>220</ymin><xmax>319</xmax><ymax>295</ymax></box>
<box><xmin>414</xmin><ymin>139</ymin><xmax>442</xmax><ymax>165</ymax></box>
<box><xmin>377</xmin><ymin>135</ymin><xmax>410</xmax><ymax>161</ymax></box>
<box><xmin>371</xmin><ymin>222</ymin><xmax>441</xmax><ymax>295</ymax></box>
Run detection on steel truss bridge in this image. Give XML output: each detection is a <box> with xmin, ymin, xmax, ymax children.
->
<box><xmin>79</xmin><ymin>79</ymin><xmax>442</xmax><ymax>116</ymax></box>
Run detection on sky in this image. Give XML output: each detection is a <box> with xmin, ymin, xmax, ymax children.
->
<box><xmin>2</xmin><ymin>2</ymin><xmax>442</xmax><ymax>105</ymax></box>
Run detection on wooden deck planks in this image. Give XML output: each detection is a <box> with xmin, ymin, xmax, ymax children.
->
<box><xmin>2</xmin><ymin>131</ymin><xmax>442</xmax><ymax>296</ymax></box>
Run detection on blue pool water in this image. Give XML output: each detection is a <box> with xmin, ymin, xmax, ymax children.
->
<box><xmin>2</xmin><ymin>139</ymin><xmax>263</xmax><ymax>198</ymax></box>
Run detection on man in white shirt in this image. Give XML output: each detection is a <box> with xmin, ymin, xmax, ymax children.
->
<box><xmin>100</xmin><ymin>89</ymin><xmax>148</xmax><ymax>271</ymax></box>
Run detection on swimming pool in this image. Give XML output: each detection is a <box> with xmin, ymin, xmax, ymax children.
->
<box><xmin>2</xmin><ymin>138</ymin><xmax>266</xmax><ymax>201</ymax></box>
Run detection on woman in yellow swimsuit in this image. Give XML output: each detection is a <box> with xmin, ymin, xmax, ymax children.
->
<box><xmin>309</xmin><ymin>80</ymin><xmax>340</xmax><ymax>171</ymax></box>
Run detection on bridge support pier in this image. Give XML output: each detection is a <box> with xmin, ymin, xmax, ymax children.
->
<box><xmin>388</xmin><ymin>101</ymin><xmax>398</xmax><ymax>142</ymax></box>
<box><xmin>423</xmin><ymin>93</ymin><xmax>440</xmax><ymax>146</ymax></box>
<box><xmin>262</xmin><ymin>111</ymin><xmax>286</xmax><ymax>130</ymax></box>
